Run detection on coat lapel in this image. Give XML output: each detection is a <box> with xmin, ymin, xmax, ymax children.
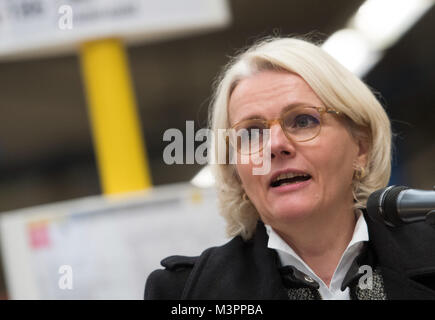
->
<box><xmin>365</xmin><ymin>212</ymin><xmax>435</xmax><ymax>299</ymax></box>
<box><xmin>183</xmin><ymin>221</ymin><xmax>288</xmax><ymax>299</ymax></box>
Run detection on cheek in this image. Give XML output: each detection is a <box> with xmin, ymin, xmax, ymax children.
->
<box><xmin>317</xmin><ymin>139</ymin><xmax>358</xmax><ymax>188</ymax></box>
<box><xmin>235</xmin><ymin>163</ymin><xmax>263</xmax><ymax>196</ymax></box>
<box><xmin>235</xmin><ymin>163</ymin><xmax>253</xmax><ymax>187</ymax></box>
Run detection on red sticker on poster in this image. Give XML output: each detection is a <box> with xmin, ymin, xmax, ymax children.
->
<box><xmin>28</xmin><ymin>222</ymin><xmax>51</xmax><ymax>249</ymax></box>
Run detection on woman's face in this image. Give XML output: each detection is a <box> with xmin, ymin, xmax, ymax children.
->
<box><xmin>228</xmin><ymin>70</ymin><xmax>368</xmax><ymax>227</ymax></box>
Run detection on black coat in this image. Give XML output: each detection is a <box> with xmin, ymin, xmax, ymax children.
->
<box><xmin>144</xmin><ymin>213</ymin><xmax>435</xmax><ymax>299</ymax></box>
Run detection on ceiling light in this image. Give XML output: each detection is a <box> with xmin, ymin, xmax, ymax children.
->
<box><xmin>322</xmin><ymin>29</ymin><xmax>382</xmax><ymax>76</ymax></box>
<box><xmin>352</xmin><ymin>0</ymin><xmax>434</xmax><ymax>50</ymax></box>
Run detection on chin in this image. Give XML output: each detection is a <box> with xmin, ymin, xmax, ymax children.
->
<box><xmin>268</xmin><ymin>201</ymin><xmax>317</xmax><ymax>224</ymax></box>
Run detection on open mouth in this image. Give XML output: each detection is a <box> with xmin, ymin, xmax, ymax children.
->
<box><xmin>270</xmin><ymin>172</ymin><xmax>311</xmax><ymax>188</ymax></box>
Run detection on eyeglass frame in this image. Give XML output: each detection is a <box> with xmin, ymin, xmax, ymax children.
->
<box><xmin>227</xmin><ymin>105</ymin><xmax>341</xmax><ymax>155</ymax></box>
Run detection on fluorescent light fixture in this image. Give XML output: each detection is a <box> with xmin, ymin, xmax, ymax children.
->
<box><xmin>191</xmin><ymin>166</ymin><xmax>215</xmax><ymax>188</ymax></box>
<box><xmin>322</xmin><ymin>0</ymin><xmax>433</xmax><ymax>76</ymax></box>
<box><xmin>352</xmin><ymin>0</ymin><xmax>434</xmax><ymax>50</ymax></box>
<box><xmin>322</xmin><ymin>29</ymin><xmax>382</xmax><ymax>76</ymax></box>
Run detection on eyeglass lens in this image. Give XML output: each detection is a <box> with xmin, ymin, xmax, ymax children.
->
<box><xmin>231</xmin><ymin>106</ymin><xmax>322</xmax><ymax>154</ymax></box>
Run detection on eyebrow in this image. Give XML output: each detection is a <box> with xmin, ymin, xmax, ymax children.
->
<box><xmin>233</xmin><ymin>102</ymin><xmax>311</xmax><ymax>124</ymax></box>
<box><xmin>281</xmin><ymin>102</ymin><xmax>312</xmax><ymax>113</ymax></box>
<box><xmin>236</xmin><ymin>114</ymin><xmax>266</xmax><ymax>122</ymax></box>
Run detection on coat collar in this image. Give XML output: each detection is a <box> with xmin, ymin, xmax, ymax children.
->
<box><xmin>183</xmin><ymin>216</ymin><xmax>435</xmax><ymax>299</ymax></box>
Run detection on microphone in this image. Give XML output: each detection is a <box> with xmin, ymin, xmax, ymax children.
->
<box><xmin>367</xmin><ymin>185</ymin><xmax>435</xmax><ymax>227</ymax></box>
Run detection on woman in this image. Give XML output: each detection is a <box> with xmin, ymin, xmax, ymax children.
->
<box><xmin>145</xmin><ymin>37</ymin><xmax>435</xmax><ymax>300</ymax></box>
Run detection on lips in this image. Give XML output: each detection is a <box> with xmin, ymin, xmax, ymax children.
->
<box><xmin>269</xmin><ymin>170</ymin><xmax>312</xmax><ymax>188</ymax></box>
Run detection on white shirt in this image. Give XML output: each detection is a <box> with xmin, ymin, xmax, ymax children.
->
<box><xmin>265</xmin><ymin>211</ymin><xmax>369</xmax><ymax>300</ymax></box>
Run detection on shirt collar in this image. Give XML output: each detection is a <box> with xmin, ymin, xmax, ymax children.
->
<box><xmin>266</xmin><ymin>210</ymin><xmax>368</xmax><ymax>255</ymax></box>
<box><xmin>347</xmin><ymin>209</ymin><xmax>370</xmax><ymax>247</ymax></box>
<box><xmin>265</xmin><ymin>210</ymin><xmax>369</xmax><ymax>292</ymax></box>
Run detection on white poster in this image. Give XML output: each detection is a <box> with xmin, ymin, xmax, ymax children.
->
<box><xmin>0</xmin><ymin>183</ymin><xmax>228</xmax><ymax>299</ymax></box>
<box><xmin>0</xmin><ymin>0</ymin><xmax>230</xmax><ymax>58</ymax></box>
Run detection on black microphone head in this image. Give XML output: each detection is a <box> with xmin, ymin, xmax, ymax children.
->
<box><xmin>383</xmin><ymin>186</ymin><xmax>409</xmax><ymax>226</ymax></box>
<box><xmin>367</xmin><ymin>185</ymin><xmax>409</xmax><ymax>227</ymax></box>
<box><xmin>367</xmin><ymin>187</ymin><xmax>390</xmax><ymax>224</ymax></box>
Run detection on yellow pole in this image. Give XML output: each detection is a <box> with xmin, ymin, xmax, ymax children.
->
<box><xmin>80</xmin><ymin>38</ymin><xmax>152</xmax><ymax>194</ymax></box>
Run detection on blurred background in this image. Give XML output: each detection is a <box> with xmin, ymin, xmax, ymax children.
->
<box><xmin>0</xmin><ymin>0</ymin><xmax>434</xmax><ymax>299</ymax></box>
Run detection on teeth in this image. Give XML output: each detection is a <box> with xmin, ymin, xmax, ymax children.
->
<box><xmin>273</xmin><ymin>172</ymin><xmax>309</xmax><ymax>183</ymax></box>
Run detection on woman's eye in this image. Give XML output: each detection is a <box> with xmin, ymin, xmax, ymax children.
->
<box><xmin>293</xmin><ymin>114</ymin><xmax>319</xmax><ymax>128</ymax></box>
<box><xmin>245</xmin><ymin>127</ymin><xmax>263</xmax><ymax>139</ymax></box>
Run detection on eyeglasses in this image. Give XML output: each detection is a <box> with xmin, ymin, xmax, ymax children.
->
<box><xmin>228</xmin><ymin>105</ymin><xmax>341</xmax><ymax>155</ymax></box>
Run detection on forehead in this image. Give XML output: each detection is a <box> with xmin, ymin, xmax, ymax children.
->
<box><xmin>228</xmin><ymin>70</ymin><xmax>323</xmax><ymax>124</ymax></box>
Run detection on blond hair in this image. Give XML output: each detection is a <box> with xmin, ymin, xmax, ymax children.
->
<box><xmin>209</xmin><ymin>36</ymin><xmax>392</xmax><ymax>240</ymax></box>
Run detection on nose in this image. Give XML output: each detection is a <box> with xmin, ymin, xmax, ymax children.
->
<box><xmin>269</xmin><ymin>123</ymin><xmax>296</xmax><ymax>160</ymax></box>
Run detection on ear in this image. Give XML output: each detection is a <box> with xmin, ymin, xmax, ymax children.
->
<box><xmin>355</xmin><ymin>135</ymin><xmax>370</xmax><ymax>169</ymax></box>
